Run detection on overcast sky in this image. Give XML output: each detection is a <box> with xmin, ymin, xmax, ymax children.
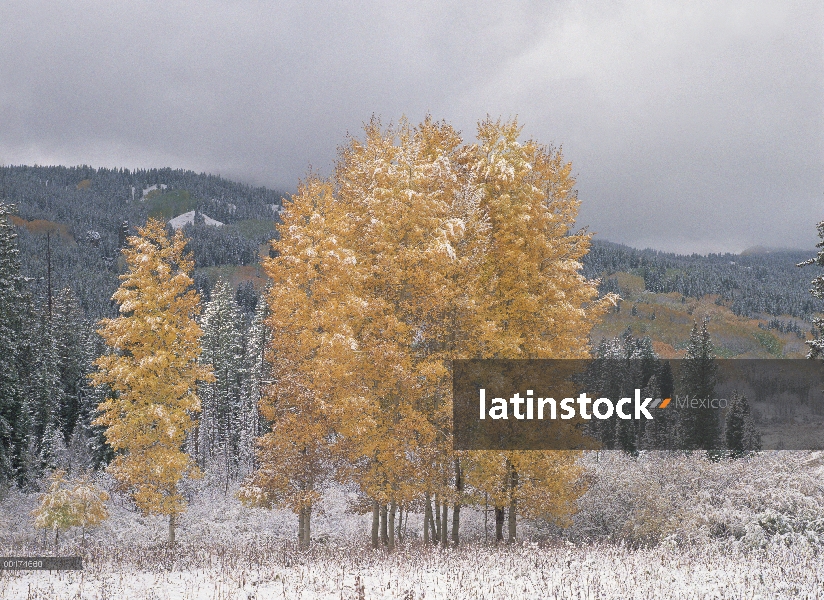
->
<box><xmin>1</xmin><ymin>0</ymin><xmax>822</xmax><ymax>253</ymax></box>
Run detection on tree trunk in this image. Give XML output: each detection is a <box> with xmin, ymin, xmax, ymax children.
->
<box><xmin>224</xmin><ymin>433</ymin><xmax>230</xmax><ymax>495</ymax></box>
<box><xmin>508</xmin><ymin>465</ymin><xmax>518</xmax><ymax>544</ymax></box>
<box><xmin>423</xmin><ymin>508</ymin><xmax>429</xmax><ymax>545</ymax></box>
<box><xmin>298</xmin><ymin>507</ymin><xmax>305</xmax><ymax>546</ymax></box>
<box><xmin>388</xmin><ymin>501</ymin><xmax>396</xmax><ymax>551</ymax></box>
<box><xmin>398</xmin><ymin>507</ymin><xmax>404</xmax><ymax>543</ymax></box>
<box><xmin>508</xmin><ymin>498</ymin><xmax>517</xmax><ymax>544</ymax></box>
<box><xmin>54</xmin><ymin>527</ymin><xmax>59</xmax><ymax>548</ymax></box>
<box><xmin>303</xmin><ymin>506</ymin><xmax>311</xmax><ymax>549</ymax></box>
<box><xmin>423</xmin><ymin>492</ymin><xmax>431</xmax><ymax>544</ymax></box>
<box><xmin>193</xmin><ymin>426</ymin><xmax>200</xmax><ymax>468</ymax></box>
<box><xmin>380</xmin><ymin>504</ymin><xmax>388</xmax><ymax>547</ymax></box>
<box><xmin>434</xmin><ymin>496</ymin><xmax>441</xmax><ymax>542</ymax></box>
<box><xmin>427</xmin><ymin>493</ymin><xmax>437</xmax><ymax>544</ymax></box>
<box><xmin>494</xmin><ymin>507</ymin><xmax>504</xmax><ymax>542</ymax></box>
<box><xmin>452</xmin><ymin>458</ymin><xmax>463</xmax><ymax>547</ymax></box>
<box><xmin>371</xmin><ymin>501</ymin><xmax>380</xmax><ymax>549</ymax></box>
<box><xmin>451</xmin><ymin>503</ymin><xmax>461</xmax><ymax>547</ymax></box>
<box><xmin>440</xmin><ymin>503</ymin><xmax>448</xmax><ymax>548</ymax></box>
<box><xmin>484</xmin><ymin>493</ymin><xmax>489</xmax><ymax>543</ymax></box>
<box><xmin>168</xmin><ymin>513</ymin><xmax>176</xmax><ymax>545</ymax></box>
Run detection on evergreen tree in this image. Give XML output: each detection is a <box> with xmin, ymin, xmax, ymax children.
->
<box><xmin>52</xmin><ymin>288</ymin><xmax>89</xmax><ymax>444</ymax></box>
<box><xmin>198</xmin><ymin>278</ymin><xmax>246</xmax><ymax>489</ymax></box>
<box><xmin>585</xmin><ymin>334</ymin><xmax>666</xmax><ymax>453</ymax></box>
<box><xmin>586</xmin><ymin>337</ymin><xmax>624</xmax><ymax>449</ymax></box>
<box><xmin>725</xmin><ymin>390</ymin><xmax>761</xmax><ymax>457</ymax></box>
<box><xmin>76</xmin><ymin>331</ymin><xmax>114</xmax><ymax>471</ymax></box>
<box><xmin>240</xmin><ymin>295</ymin><xmax>268</xmax><ymax>472</ymax></box>
<box><xmin>0</xmin><ymin>203</ymin><xmax>27</xmax><ymax>484</ymax></box>
<box><xmin>799</xmin><ymin>220</ymin><xmax>824</xmax><ymax>358</ymax></box>
<box><xmin>638</xmin><ymin>374</ymin><xmax>665</xmax><ymax>450</ymax></box>
<box><xmin>678</xmin><ymin>320</ymin><xmax>720</xmax><ymax>451</ymax></box>
<box><xmin>26</xmin><ymin>304</ymin><xmax>61</xmax><ymax>477</ymax></box>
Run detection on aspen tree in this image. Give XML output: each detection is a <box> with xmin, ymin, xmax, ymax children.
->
<box><xmin>31</xmin><ymin>469</ymin><xmax>109</xmax><ymax>547</ymax></box>
<box><xmin>239</xmin><ymin>178</ymin><xmax>343</xmax><ymax>548</ymax></box>
<box><xmin>333</xmin><ymin>118</ymin><xmax>488</xmax><ymax>547</ymax></box>
<box><xmin>92</xmin><ymin>219</ymin><xmax>212</xmax><ymax>544</ymax></box>
<box><xmin>246</xmin><ymin>116</ymin><xmax>611</xmax><ymax>548</ymax></box>
<box><xmin>466</xmin><ymin>119</ymin><xmax>616</xmax><ymax>542</ymax></box>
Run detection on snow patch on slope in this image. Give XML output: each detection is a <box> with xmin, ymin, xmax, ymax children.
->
<box><xmin>168</xmin><ymin>211</ymin><xmax>224</xmax><ymax>230</ymax></box>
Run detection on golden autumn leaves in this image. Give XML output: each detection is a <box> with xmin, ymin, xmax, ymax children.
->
<box><xmin>243</xmin><ymin>117</ymin><xmax>616</xmax><ymax>545</ymax></box>
<box><xmin>91</xmin><ymin>220</ymin><xmax>213</xmax><ymax>541</ymax></box>
<box><xmin>91</xmin><ymin>116</ymin><xmax>615</xmax><ymax>546</ymax></box>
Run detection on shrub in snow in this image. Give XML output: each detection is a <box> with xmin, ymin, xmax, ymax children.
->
<box><xmin>30</xmin><ymin>469</ymin><xmax>109</xmax><ymax>547</ymax></box>
<box><xmin>570</xmin><ymin>450</ymin><xmax>824</xmax><ymax>549</ymax></box>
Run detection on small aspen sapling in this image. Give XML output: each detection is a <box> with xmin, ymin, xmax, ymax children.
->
<box><xmin>31</xmin><ymin>470</ymin><xmax>109</xmax><ymax>547</ymax></box>
<box><xmin>32</xmin><ymin>470</ymin><xmax>75</xmax><ymax>548</ymax></box>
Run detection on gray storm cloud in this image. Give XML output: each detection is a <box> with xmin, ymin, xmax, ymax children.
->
<box><xmin>1</xmin><ymin>0</ymin><xmax>821</xmax><ymax>253</ymax></box>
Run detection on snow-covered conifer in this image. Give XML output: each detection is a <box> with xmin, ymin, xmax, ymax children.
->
<box><xmin>199</xmin><ymin>278</ymin><xmax>246</xmax><ymax>489</ymax></box>
<box><xmin>678</xmin><ymin>320</ymin><xmax>720</xmax><ymax>451</ymax></box>
<box><xmin>239</xmin><ymin>293</ymin><xmax>268</xmax><ymax>473</ymax></box>
<box><xmin>724</xmin><ymin>390</ymin><xmax>761</xmax><ymax>457</ymax></box>
<box><xmin>0</xmin><ymin>202</ymin><xmax>26</xmax><ymax>484</ymax></box>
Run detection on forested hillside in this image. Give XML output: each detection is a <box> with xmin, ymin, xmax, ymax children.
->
<box><xmin>585</xmin><ymin>240</ymin><xmax>824</xmax><ymax>319</ymax></box>
<box><xmin>1</xmin><ymin>165</ymin><xmax>285</xmax><ymax>318</ymax></box>
<box><xmin>0</xmin><ymin>166</ymin><xmax>285</xmax><ymax>489</ymax></box>
<box><xmin>4</xmin><ymin>164</ymin><xmax>820</xmax><ymax>324</ymax></box>
<box><xmin>583</xmin><ymin>241</ymin><xmax>824</xmax><ymax>359</ymax></box>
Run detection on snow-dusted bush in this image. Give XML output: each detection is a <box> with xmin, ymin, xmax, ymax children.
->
<box><xmin>571</xmin><ymin>450</ymin><xmax>824</xmax><ymax>549</ymax></box>
<box><xmin>32</xmin><ymin>471</ymin><xmax>87</xmax><ymax>547</ymax></box>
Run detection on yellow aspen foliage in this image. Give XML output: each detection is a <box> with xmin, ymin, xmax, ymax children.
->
<box><xmin>31</xmin><ymin>470</ymin><xmax>75</xmax><ymax>546</ymax></box>
<box><xmin>239</xmin><ymin>178</ymin><xmax>343</xmax><ymax>548</ymax></box>
<box><xmin>69</xmin><ymin>475</ymin><xmax>111</xmax><ymax>542</ymax></box>
<box><xmin>465</xmin><ymin>118</ymin><xmax>617</xmax><ymax>542</ymax></box>
<box><xmin>332</xmin><ymin>117</ymin><xmax>489</xmax><ymax>544</ymax></box>
<box><xmin>247</xmin><ymin>116</ymin><xmax>613</xmax><ymax>548</ymax></box>
<box><xmin>91</xmin><ymin>218</ymin><xmax>213</xmax><ymax>542</ymax></box>
<box><xmin>31</xmin><ymin>470</ymin><xmax>109</xmax><ymax>546</ymax></box>
<box><xmin>471</xmin><ymin>118</ymin><xmax>613</xmax><ymax>358</ymax></box>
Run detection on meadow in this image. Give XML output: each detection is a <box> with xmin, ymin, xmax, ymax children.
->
<box><xmin>3</xmin><ymin>451</ymin><xmax>822</xmax><ymax>599</ymax></box>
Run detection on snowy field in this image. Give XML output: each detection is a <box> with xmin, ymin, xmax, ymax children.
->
<box><xmin>2</xmin><ymin>452</ymin><xmax>824</xmax><ymax>599</ymax></box>
<box><xmin>2</xmin><ymin>543</ymin><xmax>823</xmax><ymax>599</ymax></box>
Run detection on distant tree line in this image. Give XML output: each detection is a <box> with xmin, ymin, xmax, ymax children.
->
<box><xmin>583</xmin><ymin>326</ymin><xmax>760</xmax><ymax>457</ymax></box>
<box><xmin>584</xmin><ymin>241</ymin><xmax>824</xmax><ymax>320</ymax></box>
<box><xmin>0</xmin><ymin>165</ymin><xmax>284</xmax><ymax>319</ymax></box>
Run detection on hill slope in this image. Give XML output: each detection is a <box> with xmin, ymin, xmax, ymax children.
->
<box><xmin>0</xmin><ymin>165</ymin><xmax>287</xmax><ymax>316</ymax></box>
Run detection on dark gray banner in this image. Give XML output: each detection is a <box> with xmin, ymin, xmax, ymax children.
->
<box><xmin>1</xmin><ymin>557</ymin><xmax>83</xmax><ymax>570</ymax></box>
<box><xmin>453</xmin><ymin>359</ymin><xmax>824</xmax><ymax>451</ymax></box>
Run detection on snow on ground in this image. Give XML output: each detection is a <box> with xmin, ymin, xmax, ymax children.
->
<box><xmin>168</xmin><ymin>211</ymin><xmax>223</xmax><ymax>230</ymax></box>
<box><xmin>2</xmin><ymin>452</ymin><xmax>824</xmax><ymax>598</ymax></box>
<box><xmin>1</xmin><ymin>542</ymin><xmax>822</xmax><ymax>599</ymax></box>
